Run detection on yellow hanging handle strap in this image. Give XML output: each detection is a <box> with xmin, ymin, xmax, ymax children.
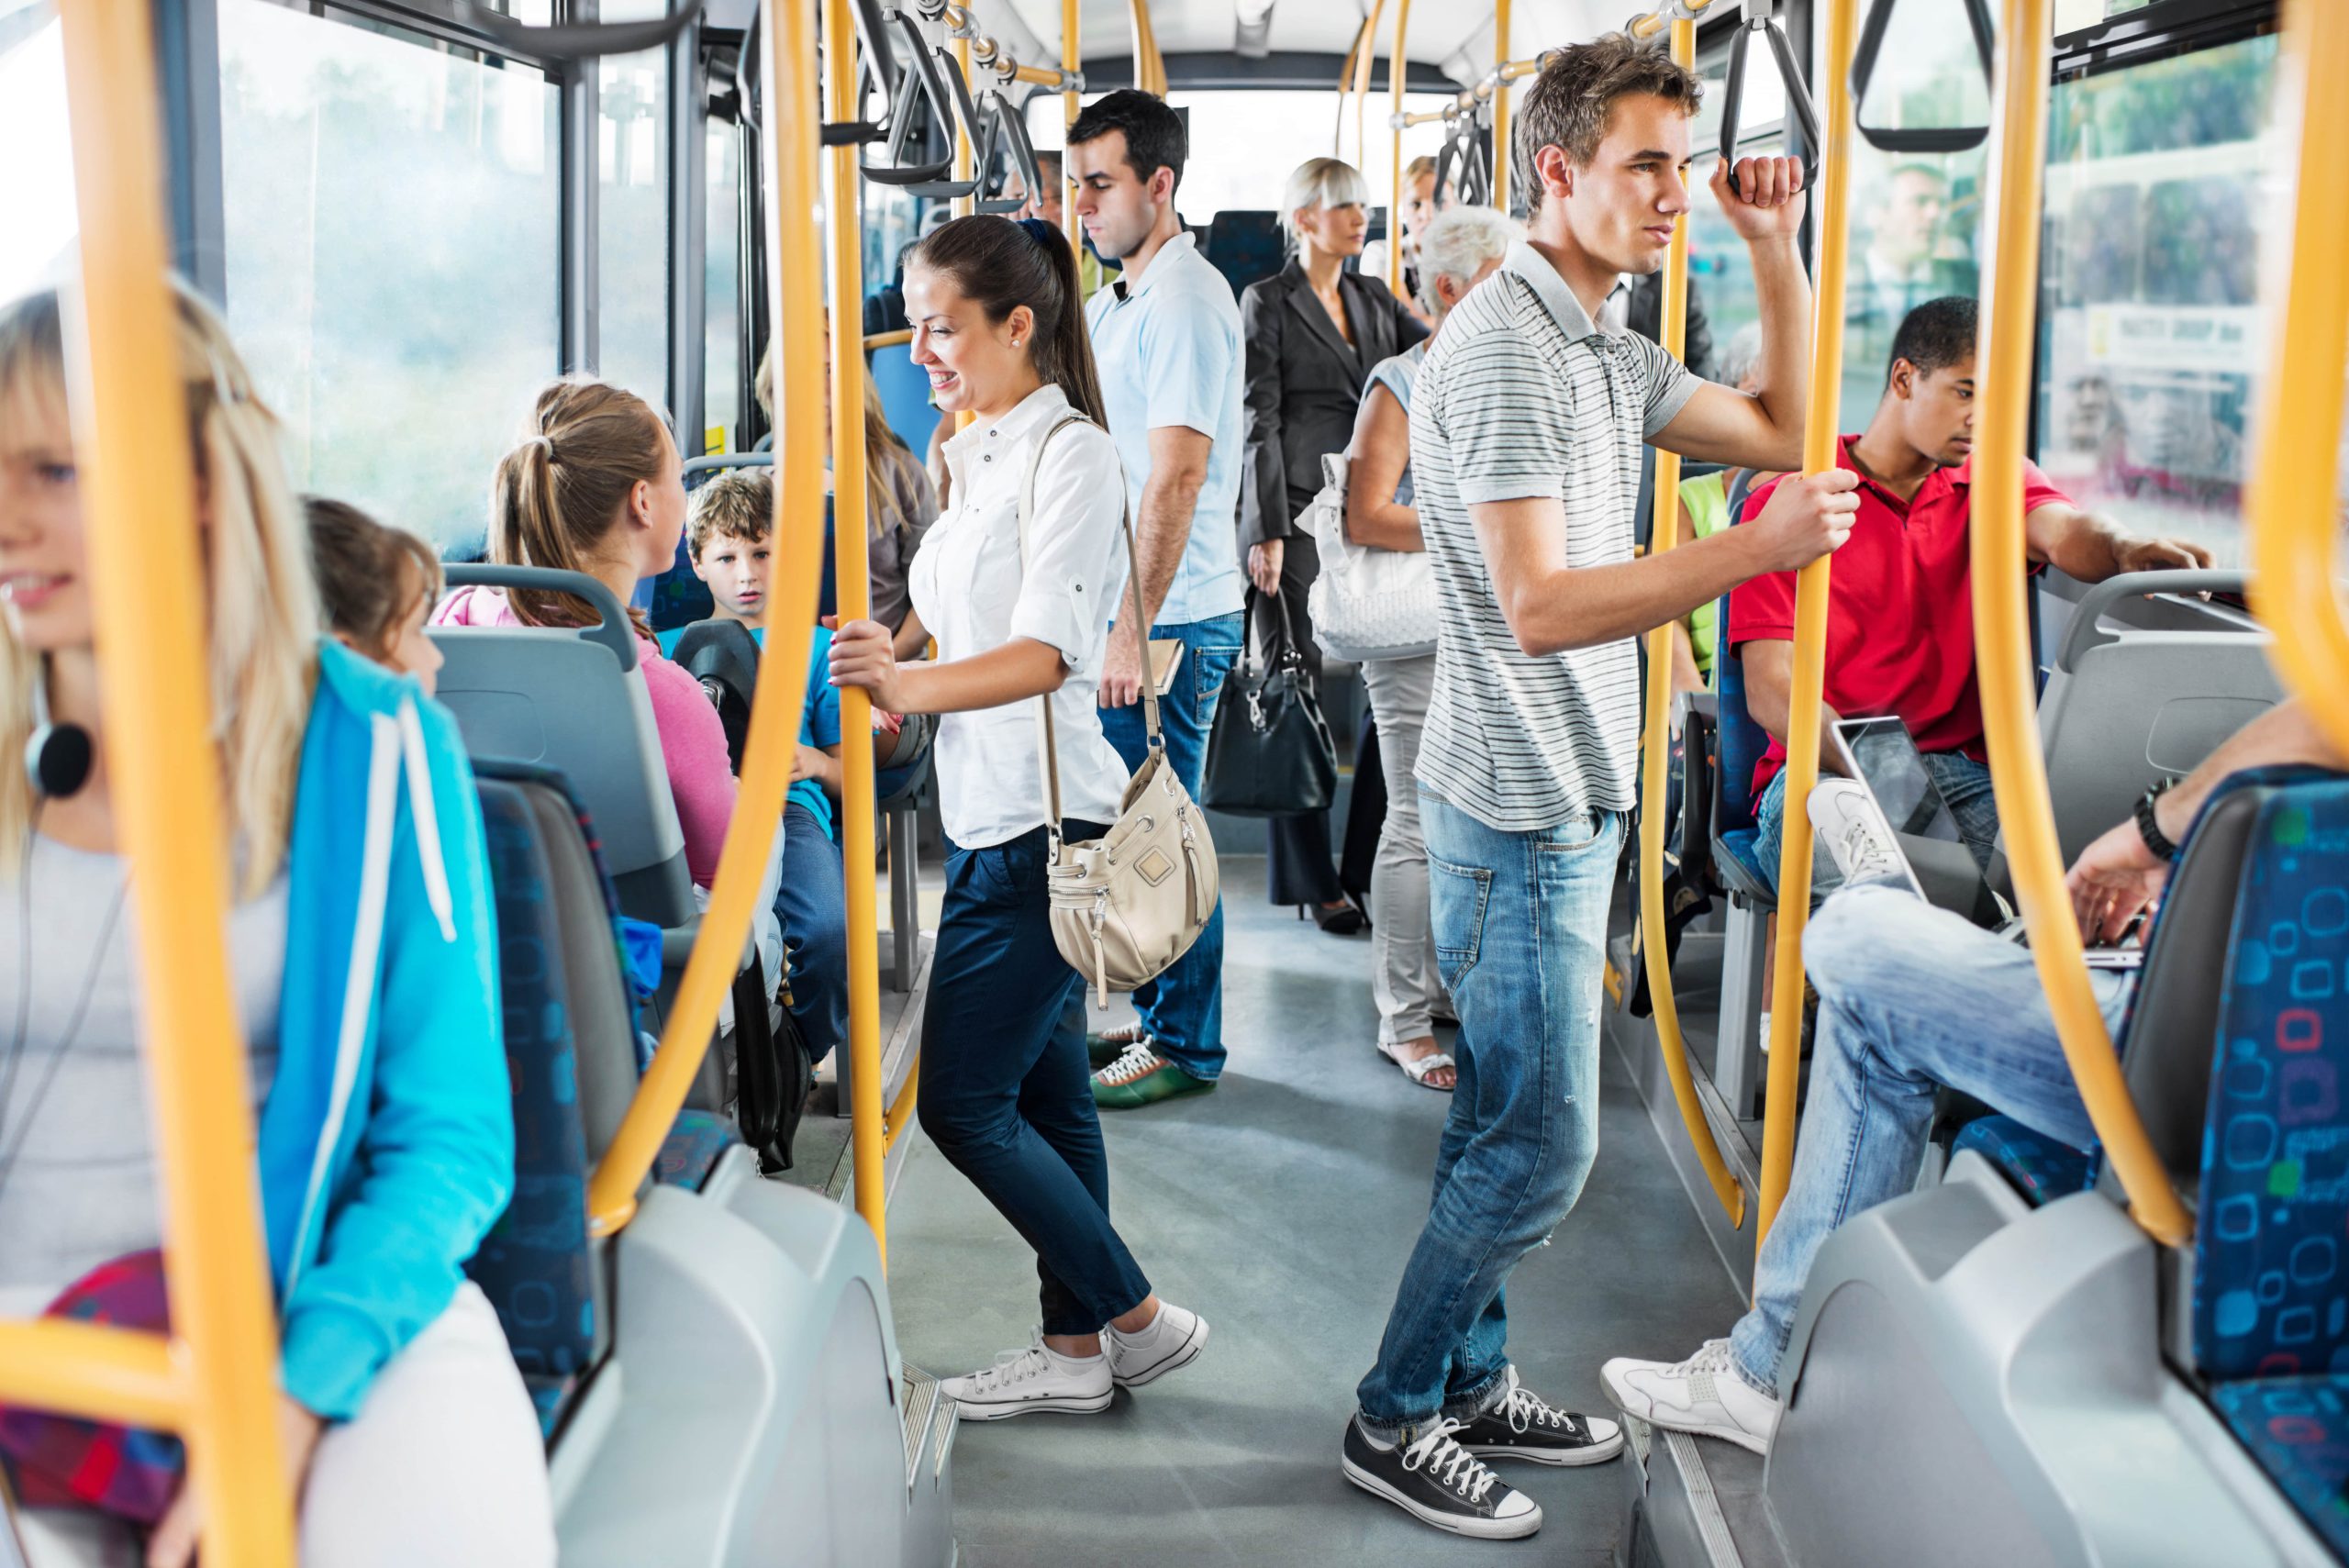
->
<box><xmin>1639</xmin><ymin>14</ymin><xmax>1745</xmax><ymax>1228</ymax></box>
<box><xmin>1970</xmin><ymin>0</ymin><xmax>2192</xmax><ymax>1246</ymax></box>
<box><xmin>1755</xmin><ymin>0</ymin><xmax>1858</xmax><ymax>1255</ymax></box>
<box><xmin>2252</xmin><ymin>0</ymin><xmax>2349</xmax><ymax>768</ymax></box>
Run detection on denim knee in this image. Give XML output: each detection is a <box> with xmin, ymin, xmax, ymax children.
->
<box><xmin>1803</xmin><ymin>884</ymin><xmax>1922</xmax><ymax>1000</ymax></box>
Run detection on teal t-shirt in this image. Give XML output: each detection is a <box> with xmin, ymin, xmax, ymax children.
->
<box><xmin>656</xmin><ymin>621</ymin><xmax>842</xmax><ymax>840</ymax></box>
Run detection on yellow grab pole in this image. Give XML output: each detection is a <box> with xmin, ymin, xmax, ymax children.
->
<box><xmin>1386</xmin><ymin>0</ymin><xmax>1413</xmax><ymax>295</ymax></box>
<box><xmin>827</xmin><ymin>0</ymin><xmax>890</xmax><ymax>1264</ymax></box>
<box><xmin>0</xmin><ymin>1320</ymin><xmax>184</xmax><ymax>1430</ymax></box>
<box><xmin>1354</xmin><ymin>0</ymin><xmax>1387</xmax><ymax>168</ymax></box>
<box><xmin>1755</xmin><ymin>0</ymin><xmax>1857</xmax><ymax>1255</ymax></box>
<box><xmin>1490</xmin><ymin>0</ymin><xmax>1512</xmax><ymax>212</ymax></box>
<box><xmin>952</xmin><ymin>35</ymin><xmax>975</xmax><ymax>220</ymax></box>
<box><xmin>589</xmin><ymin>0</ymin><xmax>829</xmax><ymax>1234</ymax></box>
<box><xmin>1063</xmin><ymin>0</ymin><xmax>1083</xmax><ymax>252</ymax></box>
<box><xmin>1638</xmin><ymin>16</ymin><xmax>1744</xmax><ymax>1227</ymax></box>
<box><xmin>864</xmin><ymin>327</ymin><xmax>915</xmax><ymax>349</ymax></box>
<box><xmin>55</xmin><ymin>1</ymin><xmax>293</xmax><ymax>1561</ymax></box>
<box><xmin>2252</xmin><ymin>0</ymin><xmax>2349</xmax><ymax>766</ymax></box>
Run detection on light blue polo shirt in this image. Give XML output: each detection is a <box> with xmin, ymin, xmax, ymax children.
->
<box><xmin>1084</xmin><ymin>231</ymin><xmax>1247</xmax><ymax>628</ymax></box>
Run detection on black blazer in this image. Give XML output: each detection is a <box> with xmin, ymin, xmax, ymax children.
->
<box><xmin>1239</xmin><ymin>261</ymin><xmax>1429</xmax><ymax>550</ymax></box>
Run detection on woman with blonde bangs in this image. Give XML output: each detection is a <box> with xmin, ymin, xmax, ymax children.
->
<box><xmin>0</xmin><ymin>284</ymin><xmax>551</xmax><ymax>1566</ymax></box>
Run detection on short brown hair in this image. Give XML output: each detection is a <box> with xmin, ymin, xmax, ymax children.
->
<box><xmin>305</xmin><ymin>496</ymin><xmax>442</xmax><ymax>659</ymax></box>
<box><xmin>687</xmin><ymin>468</ymin><xmax>774</xmax><ymax>561</ymax></box>
<box><xmin>1514</xmin><ymin>35</ymin><xmax>1703</xmax><ymax>214</ymax></box>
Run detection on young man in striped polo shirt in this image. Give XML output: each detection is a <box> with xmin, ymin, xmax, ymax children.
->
<box><xmin>1341</xmin><ymin>37</ymin><xmax>1862</xmax><ymax>1540</ymax></box>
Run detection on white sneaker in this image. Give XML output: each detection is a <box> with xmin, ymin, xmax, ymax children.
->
<box><xmin>1806</xmin><ymin>779</ymin><xmax>1920</xmax><ymax>895</ymax></box>
<box><xmin>1599</xmin><ymin>1339</ymin><xmax>1782</xmax><ymax>1455</ymax></box>
<box><xmin>941</xmin><ymin>1334</ymin><xmax>1113</xmax><ymax>1421</ymax></box>
<box><xmin>1104</xmin><ymin>1300</ymin><xmax>1210</xmax><ymax>1388</ymax></box>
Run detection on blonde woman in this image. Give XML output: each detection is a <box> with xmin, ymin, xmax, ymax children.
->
<box><xmin>0</xmin><ymin>284</ymin><xmax>550</xmax><ymax>1564</ymax></box>
<box><xmin>1239</xmin><ymin>156</ymin><xmax>1428</xmax><ymax>928</ymax></box>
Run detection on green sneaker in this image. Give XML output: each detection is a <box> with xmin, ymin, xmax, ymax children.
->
<box><xmin>1086</xmin><ymin>1027</ymin><xmax>1150</xmax><ymax>1071</ymax></box>
<box><xmin>1092</xmin><ymin>1045</ymin><xmax>1213</xmax><ymax>1110</ymax></box>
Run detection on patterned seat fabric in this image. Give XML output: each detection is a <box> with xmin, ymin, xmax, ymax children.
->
<box><xmin>2191</xmin><ymin>779</ymin><xmax>2349</xmax><ymax>1553</ymax></box>
<box><xmin>465</xmin><ymin>781</ymin><xmax>597</xmax><ymax>1440</ymax></box>
<box><xmin>657</xmin><ymin>1108</ymin><xmax>740</xmax><ymax>1193</ymax></box>
<box><xmin>1951</xmin><ymin>1115</ymin><xmax>2094</xmax><ymax>1206</ymax></box>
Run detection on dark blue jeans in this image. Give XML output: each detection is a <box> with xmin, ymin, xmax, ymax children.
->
<box><xmin>1357</xmin><ymin>794</ymin><xmax>1626</xmax><ymax>1438</ymax></box>
<box><xmin>773</xmin><ymin>800</ymin><xmax>847</xmax><ymax>1063</ymax></box>
<box><xmin>1097</xmin><ymin>611</ymin><xmax>1244</xmax><ymax>1081</ymax></box>
<box><xmin>920</xmin><ymin>820</ymin><xmax>1153</xmax><ymax>1335</ymax></box>
<box><xmin>1754</xmin><ymin>750</ymin><xmax>1999</xmax><ymax>900</ymax></box>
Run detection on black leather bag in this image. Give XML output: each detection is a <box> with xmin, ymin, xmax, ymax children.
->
<box><xmin>1201</xmin><ymin>591</ymin><xmax>1338</xmax><ymax>818</ymax></box>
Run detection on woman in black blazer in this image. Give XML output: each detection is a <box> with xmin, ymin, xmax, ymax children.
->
<box><xmin>1239</xmin><ymin>156</ymin><xmax>1428</xmax><ymax>929</ymax></box>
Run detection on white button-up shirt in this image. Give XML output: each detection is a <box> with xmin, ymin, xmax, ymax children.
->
<box><xmin>909</xmin><ymin>383</ymin><xmax>1134</xmax><ymax>849</ymax></box>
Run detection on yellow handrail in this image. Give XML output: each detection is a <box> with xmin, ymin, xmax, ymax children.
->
<box><xmin>1756</xmin><ymin>0</ymin><xmax>1856</xmax><ymax>1256</ymax></box>
<box><xmin>10</xmin><ymin>2</ymin><xmax>298</xmax><ymax>1560</ymax></box>
<box><xmin>1974</xmin><ymin>0</ymin><xmax>2189</xmax><ymax>1247</ymax></box>
<box><xmin>1490</xmin><ymin>0</ymin><xmax>1514</xmax><ymax>212</ymax></box>
<box><xmin>586</xmin><ymin>0</ymin><xmax>829</xmax><ymax>1234</ymax></box>
<box><xmin>1630</xmin><ymin>0</ymin><xmax>1731</xmax><ymax>40</ymax></box>
<box><xmin>1354</xmin><ymin>0</ymin><xmax>1387</xmax><ymax>169</ymax></box>
<box><xmin>2251</xmin><ymin>0</ymin><xmax>2349</xmax><ymax>767</ymax></box>
<box><xmin>864</xmin><ymin>327</ymin><xmax>915</xmax><ymax>350</ymax></box>
<box><xmin>1062</xmin><ymin>0</ymin><xmax>1083</xmax><ymax>253</ymax></box>
<box><xmin>827</xmin><ymin>0</ymin><xmax>890</xmax><ymax>1267</ymax></box>
<box><xmin>1128</xmin><ymin>0</ymin><xmax>1164</xmax><ymax>97</ymax></box>
<box><xmin>1386</xmin><ymin>0</ymin><xmax>1414</xmax><ymax>295</ymax></box>
<box><xmin>952</xmin><ymin>35</ymin><xmax>976</xmax><ymax>221</ymax></box>
<box><xmin>1638</xmin><ymin>13</ymin><xmax>1745</xmax><ymax>1228</ymax></box>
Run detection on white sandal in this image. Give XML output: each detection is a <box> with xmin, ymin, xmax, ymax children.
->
<box><xmin>1379</xmin><ymin>1040</ymin><xmax>1456</xmax><ymax>1091</ymax></box>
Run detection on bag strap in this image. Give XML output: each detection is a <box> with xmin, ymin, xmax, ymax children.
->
<box><xmin>1015</xmin><ymin>408</ymin><xmax>1161</xmax><ymax>849</ymax></box>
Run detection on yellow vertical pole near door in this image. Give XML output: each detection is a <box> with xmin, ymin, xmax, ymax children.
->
<box><xmin>54</xmin><ymin>1</ymin><xmax>294</xmax><ymax>1561</ymax></box>
<box><xmin>1637</xmin><ymin>15</ymin><xmax>1744</xmax><ymax>1227</ymax></box>
<box><xmin>1354</xmin><ymin>0</ymin><xmax>1388</xmax><ymax>169</ymax></box>
<box><xmin>826</xmin><ymin>0</ymin><xmax>889</xmax><ymax>1266</ymax></box>
<box><xmin>1490</xmin><ymin>0</ymin><xmax>1513</xmax><ymax>213</ymax></box>
<box><xmin>1974</xmin><ymin>0</ymin><xmax>2191</xmax><ymax>1244</ymax></box>
<box><xmin>1063</xmin><ymin>0</ymin><xmax>1083</xmax><ymax>251</ymax></box>
<box><xmin>2251</xmin><ymin>0</ymin><xmax>2349</xmax><ymax>766</ymax></box>
<box><xmin>1755</xmin><ymin>0</ymin><xmax>1858</xmax><ymax>1254</ymax></box>
<box><xmin>1386</xmin><ymin>0</ymin><xmax>1414</xmax><ymax>295</ymax></box>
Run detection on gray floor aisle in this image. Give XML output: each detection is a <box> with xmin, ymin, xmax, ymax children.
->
<box><xmin>885</xmin><ymin>858</ymin><xmax>1743</xmax><ymax>1568</ymax></box>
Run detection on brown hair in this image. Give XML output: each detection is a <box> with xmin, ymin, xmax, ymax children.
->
<box><xmin>490</xmin><ymin>378</ymin><xmax>670</xmax><ymax>632</ymax></box>
<box><xmin>306</xmin><ymin>496</ymin><xmax>442</xmax><ymax>661</ymax></box>
<box><xmin>1514</xmin><ymin>35</ymin><xmax>1703</xmax><ymax>215</ymax></box>
<box><xmin>754</xmin><ymin>335</ymin><xmax>910</xmax><ymax>540</ymax></box>
<box><xmin>686</xmin><ymin>469</ymin><xmax>774</xmax><ymax>561</ymax></box>
<box><xmin>1405</xmin><ymin>154</ymin><xmax>1438</xmax><ymax>183</ymax></box>
<box><xmin>908</xmin><ymin>216</ymin><xmax>1108</xmax><ymax>426</ymax></box>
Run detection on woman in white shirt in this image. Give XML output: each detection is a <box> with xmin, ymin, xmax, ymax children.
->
<box><xmin>830</xmin><ymin>216</ymin><xmax>1209</xmax><ymax>1419</ymax></box>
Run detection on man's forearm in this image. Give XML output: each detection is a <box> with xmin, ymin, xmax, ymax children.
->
<box><xmin>1494</xmin><ymin>525</ymin><xmax>1766</xmax><ymax>655</ymax></box>
<box><xmin>1746</xmin><ymin>235</ymin><xmax>1811</xmax><ymax>467</ymax></box>
<box><xmin>1128</xmin><ymin>471</ymin><xmax>1204</xmax><ymax>628</ymax></box>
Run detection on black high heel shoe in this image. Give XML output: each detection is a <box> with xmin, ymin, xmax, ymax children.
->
<box><xmin>1311</xmin><ymin>898</ymin><xmax>1366</xmax><ymax>936</ymax></box>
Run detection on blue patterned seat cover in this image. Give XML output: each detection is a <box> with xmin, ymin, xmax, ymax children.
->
<box><xmin>1950</xmin><ymin>1115</ymin><xmax>2093</xmax><ymax>1206</ymax></box>
<box><xmin>2211</xmin><ymin>1379</ymin><xmax>2349</xmax><ymax>1561</ymax></box>
<box><xmin>656</xmin><ymin>1108</ymin><xmax>738</xmax><ymax>1193</ymax></box>
<box><xmin>464</xmin><ymin>782</ymin><xmax>596</xmax><ymax>1440</ymax></box>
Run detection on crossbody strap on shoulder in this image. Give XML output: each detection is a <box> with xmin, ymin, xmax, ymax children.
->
<box><xmin>1015</xmin><ymin>410</ymin><xmax>1161</xmax><ymax>847</ymax></box>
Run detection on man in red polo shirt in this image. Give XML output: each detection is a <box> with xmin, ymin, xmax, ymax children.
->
<box><xmin>1731</xmin><ymin>295</ymin><xmax>2210</xmax><ymax>896</ymax></box>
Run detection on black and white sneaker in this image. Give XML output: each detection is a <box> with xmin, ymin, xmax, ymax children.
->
<box><xmin>1341</xmin><ymin>1416</ymin><xmax>1542</xmax><ymax>1540</ymax></box>
<box><xmin>1454</xmin><ymin>1368</ymin><xmax>1625</xmax><ymax>1466</ymax></box>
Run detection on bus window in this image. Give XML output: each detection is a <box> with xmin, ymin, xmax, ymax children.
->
<box><xmin>2035</xmin><ymin>32</ymin><xmax>2281</xmax><ymax>567</ymax></box>
<box><xmin>0</xmin><ymin>1</ymin><xmax>74</xmax><ymax>305</ymax></box>
<box><xmin>218</xmin><ymin>0</ymin><xmax>561</xmax><ymax>550</ymax></box>
<box><xmin>1686</xmin><ymin>44</ymin><xmax>1793</xmax><ymax>376</ymax></box>
<box><xmin>1139</xmin><ymin>89</ymin><xmax>1456</xmax><ymax>232</ymax></box>
<box><xmin>706</xmin><ymin>117</ymin><xmax>740</xmax><ymax>453</ymax></box>
<box><xmin>599</xmin><ymin>0</ymin><xmax>669</xmax><ymax>407</ymax></box>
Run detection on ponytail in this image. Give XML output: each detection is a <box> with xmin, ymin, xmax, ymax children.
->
<box><xmin>909</xmin><ymin>215</ymin><xmax>1108</xmax><ymax>427</ymax></box>
<box><xmin>490</xmin><ymin>379</ymin><xmax>669</xmax><ymax>635</ymax></box>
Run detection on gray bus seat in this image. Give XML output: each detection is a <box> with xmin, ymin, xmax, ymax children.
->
<box><xmin>432</xmin><ymin>564</ymin><xmax>696</xmax><ymax>928</ymax></box>
<box><xmin>2036</xmin><ymin>569</ymin><xmax>2280</xmax><ymax>864</ymax></box>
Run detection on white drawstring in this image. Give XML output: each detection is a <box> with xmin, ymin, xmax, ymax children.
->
<box><xmin>397</xmin><ymin>699</ymin><xmax>457</xmax><ymax>942</ymax></box>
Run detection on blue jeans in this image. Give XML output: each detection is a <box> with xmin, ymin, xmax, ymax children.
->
<box><xmin>921</xmin><ymin>820</ymin><xmax>1153</xmax><ymax>1335</ymax></box>
<box><xmin>1356</xmin><ymin>793</ymin><xmax>1626</xmax><ymax>1438</ymax></box>
<box><xmin>1097</xmin><ymin>611</ymin><xmax>1244</xmax><ymax>1081</ymax></box>
<box><xmin>1727</xmin><ymin>882</ymin><xmax>2133</xmax><ymax>1396</ymax></box>
<box><xmin>773</xmin><ymin>801</ymin><xmax>847</xmax><ymax>1063</ymax></box>
<box><xmin>1753</xmin><ymin>750</ymin><xmax>2000</xmax><ymax>899</ymax></box>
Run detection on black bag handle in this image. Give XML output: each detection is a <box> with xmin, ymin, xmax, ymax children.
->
<box><xmin>1851</xmin><ymin>0</ymin><xmax>1997</xmax><ymax>155</ymax></box>
<box><xmin>1720</xmin><ymin>1</ymin><xmax>1823</xmax><ymax>198</ymax></box>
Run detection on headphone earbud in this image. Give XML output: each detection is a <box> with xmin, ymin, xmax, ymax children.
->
<box><xmin>24</xmin><ymin>662</ymin><xmax>93</xmax><ymax>800</ymax></box>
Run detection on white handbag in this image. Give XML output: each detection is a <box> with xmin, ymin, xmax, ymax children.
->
<box><xmin>1299</xmin><ymin>450</ymin><xmax>1439</xmax><ymax>663</ymax></box>
<box><xmin>1019</xmin><ymin>413</ymin><xmax>1220</xmax><ymax>1007</ymax></box>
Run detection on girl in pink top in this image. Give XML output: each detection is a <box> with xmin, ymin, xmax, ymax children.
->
<box><xmin>433</xmin><ymin>379</ymin><xmax>736</xmax><ymax>885</ymax></box>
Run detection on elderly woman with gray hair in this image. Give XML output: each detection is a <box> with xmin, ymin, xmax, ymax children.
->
<box><xmin>1239</xmin><ymin>156</ymin><xmax>1428</xmax><ymax>931</ymax></box>
<box><xmin>1339</xmin><ymin>204</ymin><xmax>1522</xmax><ymax>1089</ymax></box>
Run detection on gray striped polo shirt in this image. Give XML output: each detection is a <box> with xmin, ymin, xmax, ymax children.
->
<box><xmin>1409</xmin><ymin>239</ymin><xmax>1700</xmax><ymax>832</ymax></box>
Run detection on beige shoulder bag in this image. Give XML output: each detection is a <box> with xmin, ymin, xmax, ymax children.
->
<box><xmin>1018</xmin><ymin>411</ymin><xmax>1220</xmax><ymax>1007</ymax></box>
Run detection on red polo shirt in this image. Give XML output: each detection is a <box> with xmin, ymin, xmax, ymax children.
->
<box><xmin>1729</xmin><ymin>437</ymin><xmax>2070</xmax><ymax>797</ymax></box>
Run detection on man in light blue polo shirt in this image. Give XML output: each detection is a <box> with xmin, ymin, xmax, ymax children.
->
<box><xmin>1067</xmin><ymin>89</ymin><xmax>1248</xmax><ymax>1111</ymax></box>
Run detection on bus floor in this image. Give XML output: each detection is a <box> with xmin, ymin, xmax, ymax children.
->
<box><xmin>884</xmin><ymin>855</ymin><xmax>1745</xmax><ymax>1568</ymax></box>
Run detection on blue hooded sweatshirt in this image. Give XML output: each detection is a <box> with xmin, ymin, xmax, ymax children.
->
<box><xmin>257</xmin><ymin>641</ymin><xmax>512</xmax><ymax>1421</ymax></box>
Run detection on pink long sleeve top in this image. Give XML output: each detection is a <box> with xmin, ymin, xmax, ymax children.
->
<box><xmin>431</xmin><ymin>585</ymin><xmax>737</xmax><ymax>886</ymax></box>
